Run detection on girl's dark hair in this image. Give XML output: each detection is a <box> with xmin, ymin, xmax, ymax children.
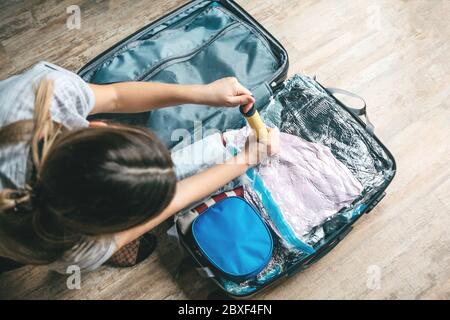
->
<box><xmin>0</xmin><ymin>79</ymin><xmax>176</xmax><ymax>264</ymax></box>
<box><xmin>38</xmin><ymin>125</ymin><xmax>176</xmax><ymax>235</ymax></box>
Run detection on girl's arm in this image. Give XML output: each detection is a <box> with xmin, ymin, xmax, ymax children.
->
<box><xmin>114</xmin><ymin>129</ymin><xmax>280</xmax><ymax>250</ymax></box>
<box><xmin>89</xmin><ymin>77</ymin><xmax>255</xmax><ymax>115</ymax></box>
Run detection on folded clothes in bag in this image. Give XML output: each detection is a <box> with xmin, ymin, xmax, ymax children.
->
<box><xmin>224</xmin><ymin>127</ymin><xmax>363</xmax><ymax>243</ymax></box>
<box><xmin>191</xmin><ymin>196</ymin><xmax>273</xmax><ymax>281</ymax></box>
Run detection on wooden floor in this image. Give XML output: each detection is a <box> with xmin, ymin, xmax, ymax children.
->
<box><xmin>0</xmin><ymin>0</ymin><xmax>449</xmax><ymax>300</ymax></box>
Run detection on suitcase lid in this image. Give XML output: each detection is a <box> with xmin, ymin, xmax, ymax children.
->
<box><xmin>79</xmin><ymin>0</ymin><xmax>288</xmax><ymax>147</ymax></box>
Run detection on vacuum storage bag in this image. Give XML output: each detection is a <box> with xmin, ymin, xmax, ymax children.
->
<box><xmin>260</xmin><ymin>74</ymin><xmax>395</xmax><ymax>200</ymax></box>
<box><xmin>223</xmin><ymin>127</ymin><xmax>364</xmax><ymax>243</ymax></box>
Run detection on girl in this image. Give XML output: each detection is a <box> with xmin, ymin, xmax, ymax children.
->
<box><xmin>0</xmin><ymin>62</ymin><xmax>279</xmax><ymax>273</ymax></box>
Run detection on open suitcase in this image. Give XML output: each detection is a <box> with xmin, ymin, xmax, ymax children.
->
<box><xmin>78</xmin><ymin>0</ymin><xmax>396</xmax><ymax>298</ymax></box>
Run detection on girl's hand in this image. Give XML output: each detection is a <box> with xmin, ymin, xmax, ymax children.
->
<box><xmin>241</xmin><ymin>128</ymin><xmax>280</xmax><ymax>167</ymax></box>
<box><xmin>202</xmin><ymin>77</ymin><xmax>255</xmax><ymax>111</ymax></box>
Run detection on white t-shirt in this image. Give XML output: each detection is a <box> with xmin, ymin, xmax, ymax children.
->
<box><xmin>0</xmin><ymin>61</ymin><xmax>116</xmax><ymax>273</ymax></box>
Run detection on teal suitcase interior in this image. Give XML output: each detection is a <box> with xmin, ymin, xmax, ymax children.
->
<box><xmin>79</xmin><ymin>0</ymin><xmax>396</xmax><ymax>298</ymax></box>
<box><xmin>81</xmin><ymin>0</ymin><xmax>288</xmax><ymax>148</ymax></box>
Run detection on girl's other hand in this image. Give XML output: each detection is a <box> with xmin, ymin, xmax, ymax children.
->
<box><xmin>242</xmin><ymin>127</ymin><xmax>280</xmax><ymax>167</ymax></box>
<box><xmin>203</xmin><ymin>77</ymin><xmax>255</xmax><ymax>111</ymax></box>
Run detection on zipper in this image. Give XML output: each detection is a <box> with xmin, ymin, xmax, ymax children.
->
<box><xmin>139</xmin><ymin>16</ymin><xmax>285</xmax><ymax>83</ymax></box>
<box><xmin>138</xmin><ymin>22</ymin><xmax>240</xmax><ymax>81</ymax></box>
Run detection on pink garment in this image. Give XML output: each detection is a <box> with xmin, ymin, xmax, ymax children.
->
<box><xmin>224</xmin><ymin>128</ymin><xmax>363</xmax><ymax>239</ymax></box>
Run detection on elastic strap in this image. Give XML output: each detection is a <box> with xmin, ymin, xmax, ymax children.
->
<box><xmin>326</xmin><ymin>87</ymin><xmax>375</xmax><ymax>135</ymax></box>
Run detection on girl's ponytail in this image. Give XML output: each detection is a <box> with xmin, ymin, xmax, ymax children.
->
<box><xmin>31</xmin><ymin>78</ymin><xmax>63</xmax><ymax>168</ymax></box>
<box><xmin>0</xmin><ymin>78</ymin><xmax>63</xmax><ymax>213</ymax></box>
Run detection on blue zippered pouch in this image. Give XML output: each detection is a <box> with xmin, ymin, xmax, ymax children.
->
<box><xmin>192</xmin><ymin>196</ymin><xmax>273</xmax><ymax>281</ymax></box>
